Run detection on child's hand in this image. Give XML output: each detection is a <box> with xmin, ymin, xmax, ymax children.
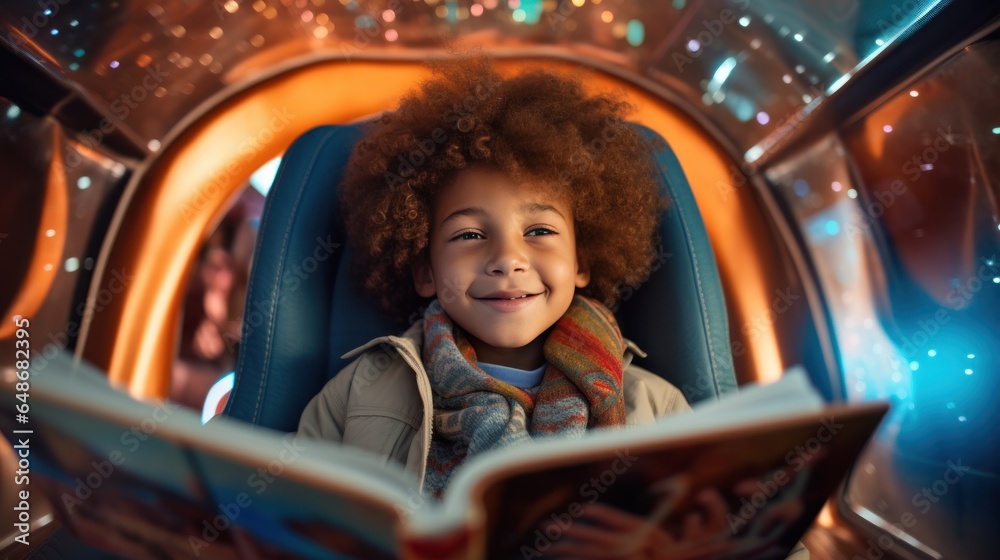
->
<box><xmin>541</xmin><ymin>488</ymin><xmax>737</xmax><ymax>560</ymax></box>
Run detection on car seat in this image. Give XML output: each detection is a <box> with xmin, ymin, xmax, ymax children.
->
<box><xmin>223</xmin><ymin>122</ymin><xmax>737</xmax><ymax>432</ymax></box>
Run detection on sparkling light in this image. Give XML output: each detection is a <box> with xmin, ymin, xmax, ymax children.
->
<box><xmin>625</xmin><ymin>19</ymin><xmax>644</xmax><ymax>47</ymax></box>
<box><xmin>928</xmin><ymin>349</ymin><xmax>937</xmax><ymax>357</ymax></box>
<box><xmin>909</xmin><ymin>361</ymin><xmax>919</xmax><ymax>371</ymax></box>
<box><xmin>756</xmin><ymin>111</ymin><xmax>770</xmax><ymax>125</ymax></box>
<box><xmin>65</xmin><ymin>258</ymin><xmax>79</xmax><ymax>272</ymax></box>
<box><xmin>385</xmin><ymin>28</ymin><xmax>398</xmax><ymax>41</ymax></box>
<box><xmin>471</xmin><ymin>3</ymin><xmax>484</xmax><ymax>15</ymax></box>
<box><xmin>512</xmin><ymin>8</ymin><xmax>526</xmax><ymax>21</ymax></box>
<box><xmin>883</xmin><ymin>125</ymin><xmax>893</xmax><ymax>133</ymax></box>
<box><xmin>45</xmin><ymin>229</ymin><xmax>55</xmax><ymax>237</ymax></box>
<box><xmin>601</xmin><ymin>10</ymin><xmax>613</xmax><ymax>23</ymax></box>
<box><xmin>910</xmin><ymin>90</ymin><xmax>919</xmax><ymax>97</ymax></box>
<box><xmin>847</xmin><ymin>189</ymin><xmax>857</xmax><ymax>199</ymax></box>
<box><xmin>382</xmin><ymin>9</ymin><xmax>395</xmax><ymax>21</ymax></box>
<box><xmin>965</xmin><ymin>369</ymin><xmax>973</xmax><ymax>375</ymax></box>
<box><xmin>78</xmin><ymin>177</ymin><xmax>92</xmax><ymax>190</ymax></box>
<box><xmin>968</xmin><ymin>354</ymin><xmax>976</xmax><ymax>359</ymax></box>
<box><xmin>793</xmin><ymin>33</ymin><xmax>804</xmax><ymax>41</ymax></box>
<box><xmin>5</xmin><ymin>105</ymin><xmax>20</xmax><ymax>119</ymax></box>
<box><xmin>831</xmin><ymin>181</ymin><xmax>842</xmax><ymax>192</ymax></box>
<box><xmin>739</xmin><ymin>16</ymin><xmax>750</xmax><ymax>26</ymax></box>
<box><xmin>687</xmin><ymin>39</ymin><xmax>700</xmax><ymax>52</ymax></box>
<box><xmin>992</xmin><ymin>127</ymin><xmax>1000</xmax><ymax>135</ymax></box>
<box><xmin>782</xmin><ymin>74</ymin><xmax>792</xmax><ymax>84</ymax></box>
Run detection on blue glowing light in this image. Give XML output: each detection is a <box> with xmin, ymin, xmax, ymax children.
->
<box><xmin>909</xmin><ymin>361</ymin><xmax>919</xmax><ymax>371</ymax></box>
<box><xmin>968</xmin><ymin>353</ymin><xmax>976</xmax><ymax>359</ymax></box>
<box><xmin>793</xmin><ymin>179</ymin><xmax>809</xmax><ymax>197</ymax></box>
<box><xmin>965</xmin><ymin>368</ymin><xmax>973</xmax><ymax>375</ymax></box>
<box><xmin>626</xmin><ymin>19</ymin><xmax>644</xmax><ymax>47</ymax></box>
<box><xmin>928</xmin><ymin>349</ymin><xmax>937</xmax><ymax>357</ymax></box>
<box><xmin>825</xmin><ymin>220</ymin><xmax>840</xmax><ymax>236</ymax></box>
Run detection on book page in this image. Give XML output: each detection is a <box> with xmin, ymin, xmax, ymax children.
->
<box><xmin>406</xmin><ymin>370</ymin><xmax>885</xmax><ymax>559</ymax></box>
<box><xmin>2</xmin><ymin>351</ymin><xmax>423</xmax><ymax>559</ymax></box>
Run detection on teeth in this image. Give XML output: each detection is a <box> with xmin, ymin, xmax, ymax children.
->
<box><xmin>508</xmin><ymin>295</ymin><xmax>528</xmax><ymax>299</ymax></box>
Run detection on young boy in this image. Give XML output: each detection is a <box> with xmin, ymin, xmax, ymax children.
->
<box><xmin>297</xmin><ymin>58</ymin><xmax>689</xmax><ymax>492</ymax></box>
<box><xmin>297</xmin><ymin>59</ymin><xmax>808</xmax><ymax>558</ymax></box>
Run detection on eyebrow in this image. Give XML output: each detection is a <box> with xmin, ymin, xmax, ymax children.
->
<box><xmin>439</xmin><ymin>202</ymin><xmax>566</xmax><ymax>228</ymax></box>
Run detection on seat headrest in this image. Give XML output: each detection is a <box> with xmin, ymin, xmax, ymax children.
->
<box><xmin>225</xmin><ymin>122</ymin><xmax>736</xmax><ymax>432</ymax></box>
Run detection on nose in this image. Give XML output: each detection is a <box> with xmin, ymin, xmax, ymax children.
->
<box><xmin>486</xmin><ymin>235</ymin><xmax>529</xmax><ymax>276</ymax></box>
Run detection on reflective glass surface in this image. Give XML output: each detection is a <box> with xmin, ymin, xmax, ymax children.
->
<box><xmin>0</xmin><ymin>98</ymin><xmax>129</xmax><ymax>359</ymax></box>
<box><xmin>766</xmin><ymin>39</ymin><xmax>999</xmax><ymax>558</ymax></box>
<box><xmin>0</xmin><ymin>0</ymin><xmax>949</xmax><ymax>160</ymax></box>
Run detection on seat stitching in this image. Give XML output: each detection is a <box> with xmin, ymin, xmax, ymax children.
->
<box><xmin>662</xmin><ymin>158</ymin><xmax>723</xmax><ymax>399</ymax></box>
<box><xmin>249</xmin><ymin>128</ymin><xmax>342</xmax><ymax>424</ymax></box>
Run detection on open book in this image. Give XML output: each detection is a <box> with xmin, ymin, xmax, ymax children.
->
<box><xmin>1</xmin><ymin>351</ymin><xmax>887</xmax><ymax>560</ymax></box>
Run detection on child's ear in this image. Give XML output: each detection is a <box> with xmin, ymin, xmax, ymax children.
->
<box><xmin>412</xmin><ymin>257</ymin><xmax>437</xmax><ymax>298</ymax></box>
<box><xmin>575</xmin><ymin>259</ymin><xmax>591</xmax><ymax>289</ymax></box>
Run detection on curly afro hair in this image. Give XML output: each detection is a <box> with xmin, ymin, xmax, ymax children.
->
<box><xmin>341</xmin><ymin>58</ymin><xmax>668</xmax><ymax>323</ymax></box>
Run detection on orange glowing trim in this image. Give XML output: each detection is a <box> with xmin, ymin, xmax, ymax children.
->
<box><xmin>82</xmin><ymin>58</ymin><xmax>777</xmax><ymax>398</ymax></box>
<box><xmin>1</xmin><ymin>129</ymin><xmax>67</xmax><ymax>338</ymax></box>
<box><xmin>0</xmin><ymin>28</ymin><xmax>60</xmax><ymax>67</ymax></box>
<box><xmin>816</xmin><ymin>502</ymin><xmax>836</xmax><ymax>528</ymax></box>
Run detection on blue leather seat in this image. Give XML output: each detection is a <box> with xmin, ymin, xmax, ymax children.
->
<box><xmin>224</xmin><ymin>122</ymin><xmax>737</xmax><ymax>432</ymax></box>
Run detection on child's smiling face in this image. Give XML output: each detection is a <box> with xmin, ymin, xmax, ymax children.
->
<box><xmin>413</xmin><ymin>166</ymin><xmax>591</xmax><ymax>370</ymax></box>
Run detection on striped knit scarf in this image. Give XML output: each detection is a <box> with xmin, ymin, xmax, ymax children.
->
<box><xmin>422</xmin><ymin>295</ymin><xmax>626</xmax><ymax>496</ymax></box>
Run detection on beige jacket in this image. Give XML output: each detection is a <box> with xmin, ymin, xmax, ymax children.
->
<box><xmin>297</xmin><ymin>321</ymin><xmax>690</xmax><ymax>487</ymax></box>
